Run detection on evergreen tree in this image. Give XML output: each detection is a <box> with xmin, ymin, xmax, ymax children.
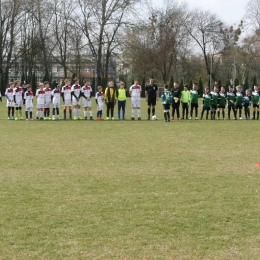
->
<box><xmin>244</xmin><ymin>73</ymin><xmax>249</xmax><ymax>92</ymax></box>
<box><xmin>21</xmin><ymin>73</ymin><xmax>25</xmax><ymax>85</ymax></box>
<box><xmin>198</xmin><ymin>76</ymin><xmax>203</xmax><ymax>96</ymax></box>
<box><xmin>101</xmin><ymin>78</ymin><xmax>107</xmax><ymax>91</ymax></box>
<box><xmin>31</xmin><ymin>72</ymin><xmax>37</xmax><ymax>94</ymax></box>
<box><xmin>179</xmin><ymin>79</ymin><xmax>184</xmax><ymax>90</ymax></box>
<box><xmin>43</xmin><ymin>73</ymin><xmax>49</xmax><ymax>82</ymax></box>
<box><xmin>218</xmin><ymin>79</ymin><xmax>222</xmax><ymax>87</ymax></box>
<box><xmin>235</xmin><ymin>78</ymin><xmax>239</xmax><ymax>87</ymax></box>
<box><xmin>189</xmin><ymin>79</ymin><xmax>193</xmax><ymax>90</ymax></box>
<box><xmin>52</xmin><ymin>80</ymin><xmax>57</xmax><ymax>89</ymax></box>
<box><xmin>225</xmin><ymin>79</ymin><xmax>230</xmax><ymax>88</ymax></box>
<box><xmin>71</xmin><ymin>73</ymin><xmax>77</xmax><ymax>85</ymax></box>
<box><xmin>252</xmin><ymin>75</ymin><xmax>257</xmax><ymax>88</ymax></box>
<box><xmin>0</xmin><ymin>74</ymin><xmax>4</xmax><ymax>96</ymax></box>
<box><xmin>168</xmin><ymin>75</ymin><xmax>173</xmax><ymax>90</ymax></box>
<box><xmin>91</xmin><ymin>77</ymin><xmax>96</xmax><ymax>96</ymax></box>
<box><xmin>141</xmin><ymin>77</ymin><xmax>146</xmax><ymax>97</ymax></box>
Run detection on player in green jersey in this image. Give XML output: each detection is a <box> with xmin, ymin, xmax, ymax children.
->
<box><xmin>243</xmin><ymin>89</ymin><xmax>252</xmax><ymax>120</ymax></box>
<box><xmin>235</xmin><ymin>85</ymin><xmax>244</xmax><ymax>119</ymax></box>
<box><xmin>161</xmin><ymin>85</ymin><xmax>173</xmax><ymax>122</ymax></box>
<box><xmin>180</xmin><ymin>84</ymin><xmax>190</xmax><ymax>120</ymax></box>
<box><xmin>210</xmin><ymin>85</ymin><xmax>219</xmax><ymax>120</ymax></box>
<box><xmin>226</xmin><ymin>85</ymin><xmax>237</xmax><ymax>120</ymax></box>
<box><xmin>218</xmin><ymin>86</ymin><xmax>226</xmax><ymax>119</ymax></box>
<box><xmin>252</xmin><ymin>85</ymin><xmax>260</xmax><ymax>120</ymax></box>
<box><xmin>200</xmin><ymin>87</ymin><xmax>211</xmax><ymax>120</ymax></box>
<box><xmin>189</xmin><ymin>82</ymin><xmax>200</xmax><ymax>120</ymax></box>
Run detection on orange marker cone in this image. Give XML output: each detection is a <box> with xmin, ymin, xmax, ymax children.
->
<box><xmin>256</xmin><ymin>163</ymin><xmax>260</xmax><ymax>167</ymax></box>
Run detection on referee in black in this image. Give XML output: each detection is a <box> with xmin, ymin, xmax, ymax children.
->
<box><xmin>171</xmin><ymin>81</ymin><xmax>181</xmax><ymax>120</ymax></box>
<box><xmin>145</xmin><ymin>76</ymin><xmax>159</xmax><ymax>120</ymax></box>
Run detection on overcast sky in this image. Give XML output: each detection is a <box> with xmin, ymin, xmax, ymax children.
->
<box><xmin>151</xmin><ymin>0</ymin><xmax>247</xmax><ymax>25</ymax></box>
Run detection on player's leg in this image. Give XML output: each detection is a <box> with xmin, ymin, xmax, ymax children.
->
<box><xmin>200</xmin><ymin>106</ymin><xmax>205</xmax><ymax>119</ymax></box>
<box><xmin>186</xmin><ymin>103</ymin><xmax>189</xmax><ymax>119</ymax></box>
<box><xmin>176</xmin><ymin>101</ymin><xmax>180</xmax><ymax>119</ymax></box>
<box><xmin>106</xmin><ymin>102</ymin><xmax>111</xmax><ymax>119</ymax></box>
<box><xmin>206</xmin><ymin>107</ymin><xmax>210</xmax><ymax>120</ymax></box>
<box><xmin>131</xmin><ymin>99</ymin><xmax>136</xmax><ymax>120</ymax></box>
<box><xmin>233</xmin><ymin>105</ymin><xmax>237</xmax><ymax>119</ymax></box>
<box><xmin>257</xmin><ymin>106</ymin><xmax>259</xmax><ymax>120</ymax></box>
<box><xmin>7</xmin><ymin>105</ymin><xmax>11</xmax><ymax>119</ymax></box>
<box><xmin>88</xmin><ymin>101</ymin><xmax>93</xmax><ymax>119</ymax></box>
<box><xmin>111</xmin><ymin>102</ymin><xmax>115</xmax><ymax>120</ymax></box>
<box><xmin>147</xmin><ymin>102</ymin><xmax>151</xmax><ymax>120</ymax></box>
<box><xmin>195</xmin><ymin>104</ymin><xmax>198</xmax><ymax>119</ymax></box>
<box><xmin>221</xmin><ymin>108</ymin><xmax>225</xmax><ymax>119</ymax></box>
<box><xmin>190</xmin><ymin>104</ymin><xmax>194</xmax><ymax>119</ymax></box>
<box><xmin>118</xmin><ymin>101</ymin><xmax>122</xmax><ymax>119</ymax></box>
<box><xmin>171</xmin><ymin>102</ymin><xmax>175</xmax><ymax>119</ymax></box>
<box><xmin>244</xmin><ymin>104</ymin><xmax>248</xmax><ymax>119</ymax></box>
<box><xmin>152</xmin><ymin>101</ymin><xmax>156</xmax><ymax>117</ymax></box>
<box><xmin>52</xmin><ymin>103</ymin><xmax>56</xmax><ymax>120</ymax></box>
<box><xmin>29</xmin><ymin>107</ymin><xmax>33</xmax><ymax>120</ymax></box>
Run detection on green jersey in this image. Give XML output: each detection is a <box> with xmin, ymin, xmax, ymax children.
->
<box><xmin>218</xmin><ymin>92</ymin><xmax>226</xmax><ymax>107</ymax></box>
<box><xmin>203</xmin><ymin>93</ymin><xmax>211</xmax><ymax>108</ymax></box>
<box><xmin>210</xmin><ymin>91</ymin><xmax>219</xmax><ymax>105</ymax></box>
<box><xmin>226</xmin><ymin>91</ymin><xmax>235</xmax><ymax>105</ymax></box>
<box><xmin>161</xmin><ymin>90</ymin><xmax>172</xmax><ymax>104</ymax></box>
<box><xmin>235</xmin><ymin>92</ymin><xmax>243</xmax><ymax>105</ymax></box>
<box><xmin>252</xmin><ymin>91</ymin><xmax>260</xmax><ymax>104</ymax></box>
<box><xmin>190</xmin><ymin>89</ymin><xmax>200</xmax><ymax>104</ymax></box>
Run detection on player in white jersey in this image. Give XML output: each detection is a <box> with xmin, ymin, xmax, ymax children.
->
<box><xmin>95</xmin><ymin>86</ymin><xmax>104</xmax><ymax>120</ymax></box>
<box><xmin>13</xmin><ymin>80</ymin><xmax>24</xmax><ymax>120</ymax></box>
<box><xmin>5</xmin><ymin>82</ymin><xmax>15</xmax><ymax>119</ymax></box>
<box><xmin>61</xmin><ymin>78</ymin><xmax>72</xmax><ymax>120</ymax></box>
<box><xmin>43</xmin><ymin>81</ymin><xmax>52</xmax><ymax>120</ymax></box>
<box><xmin>71</xmin><ymin>77</ymin><xmax>82</xmax><ymax>120</ymax></box>
<box><xmin>129</xmin><ymin>78</ymin><xmax>142</xmax><ymax>120</ymax></box>
<box><xmin>82</xmin><ymin>79</ymin><xmax>93</xmax><ymax>120</ymax></box>
<box><xmin>36</xmin><ymin>83</ymin><xmax>45</xmax><ymax>120</ymax></box>
<box><xmin>51</xmin><ymin>83</ymin><xmax>61</xmax><ymax>120</ymax></box>
<box><xmin>23</xmin><ymin>84</ymin><xmax>34</xmax><ymax>120</ymax></box>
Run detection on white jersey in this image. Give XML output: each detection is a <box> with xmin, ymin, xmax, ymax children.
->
<box><xmin>36</xmin><ymin>89</ymin><xmax>45</xmax><ymax>105</ymax></box>
<box><xmin>95</xmin><ymin>91</ymin><xmax>104</xmax><ymax>104</ymax></box>
<box><xmin>61</xmin><ymin>85</ymin><xmax>72</xmax><ymax>101</ymax></box>
<box><xmin>5</xmin><ymin>88</ymin><xmax>14</xmax><ymax>102</ymax></box>
<box><xmin>44</xmin><ymin>87</ymin><xmax>52</xmax><ymax>102</ymax></box>
<box><xmin>14</xmin><ymin>86</ymin><xmax>24</xmax><ymax>103</ymax></box>
<box><xmin>52</xmin><ymin>89</ymin><xmax>61</xmax><ymax>104</ymax></box>
<box><xmin>24</xmin><ymin>91</ymin><xmax>33</xmax><ymax>108</ymax></box>
<box><xmin>130</xmin><ymin>85</ymin><xmax>142</xmax><ymax>98</ymax></box>
<box><xmin>71</xmin><ymin>84</ymin><xmax>81</xmax><ymax>99</ymax></box>
<box><xmin>81</xmin><ymin>86</ymin><xmax>92</xmax><ymax>99</ymax></box>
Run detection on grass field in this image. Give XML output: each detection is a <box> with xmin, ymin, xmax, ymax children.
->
<box><xmin>1</xmin><ymin>97</ymin><xmax>260</xmax><ymax>259</ymax></box>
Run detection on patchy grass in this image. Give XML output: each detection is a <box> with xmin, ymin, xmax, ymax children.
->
<box><xmin>0</xmin><ymin>97</ymin><xmax>260</xmax><ymax>259</ymax></box>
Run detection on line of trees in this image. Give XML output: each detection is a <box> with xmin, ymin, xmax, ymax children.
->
<box><xmin>0</xmin><ymin>0</ymin><xmax>260</xmax><ymax>95</ymax></box>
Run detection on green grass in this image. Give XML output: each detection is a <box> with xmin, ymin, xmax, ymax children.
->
<box><xmin>1</xmin><ymin>98</ymin><xmax>260</xmax><ymax>259</ymax></box>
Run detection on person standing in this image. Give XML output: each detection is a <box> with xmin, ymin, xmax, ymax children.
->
<box><xmin>189</xmin><ymin>82</ymin><xmax>200</xmax><ymax>120</ymax></box>
<box><xmin>145</xmin><ymin>76</ymin><xmax>158</xmax><ymax>120</ymax></box>
<box><xmin>129</xmin><ymin>79</ymin><xmax>142</xmax><ymax>120</ymax></box>
<box><xmin>180</xmin><ymin>84</ymin><xmax>190</xmax><ymax>120</ymax></box>
<box><xmin>104</xmin><ymin>81</ymin><xmax>117</xmax><ymax>120</ymax></box>
<box><xmin>13</xmin><ymin>80</ymin><xmax>24</xmax><ymax>120</ymax></box>
<box><xmin>171</xmin><ymin>81</ymin><xmax>181</xmax><ymax>120</ymax></box>
<box><xmin>117</xmin><ymin>81</ymin><xmax>127</xmax><ymax>120</ymax></box>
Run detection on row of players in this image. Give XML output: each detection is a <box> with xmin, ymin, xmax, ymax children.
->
<box><xmin>2</xmin><ymin>78</ymin><xmax>143</xmax><ymax>120</ymax></box>
<box><xmin>167</xmin><ymin>82</ymin><xmax>260</xmax><ymax>121</ymax></box>
<box><xmin>1</xmin><ymin>77</ymin><xmax>260</xmax><ymax>121</ymax></box>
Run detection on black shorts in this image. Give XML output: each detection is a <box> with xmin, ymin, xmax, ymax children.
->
<box><xmin>203</xmin><ymin>106</ymin><xmax>211</xmax><ymax>111</ymax></box>
<box><xmin>163</xmin><ymin>104</ymin><xmax>170</xmax><ymax>110</ymax></box>
<box><xmin>211</xmin><ymin>105</ymin><xmax>217</xmax><ymax>109</ymax></box>
<box><xmin>191</xmin><ymin>103</ymin><xmax>198</xmax><ymax>109</ymax></box>
<box><xmin>219</xmin><ymin>105</ymin><xmax>225</xmax><ymax>109</ymax></box>
<box><xmin>236</xmin><ymin>104</ymin><xmax>242</xmax><ymax>109</ymax></box>
<box><xmin>253</xmin><ymin>104</ymin><xmax>259</xmax><ymax>108</ymax></box>
<box><xmin>148</xmin><ymin>97</ymin><xmax>156</xmax><ymax>106</ymax></box>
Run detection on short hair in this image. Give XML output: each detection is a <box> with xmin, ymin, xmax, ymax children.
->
<box><xmin>221</xmin><ymin>86</ymin><xmax>226</xmax><ymax>90</ymax></box>
<box><xmin>164</xmin><ymin>84</ymin><xmax>168</xmax><ymax>89</ymax></box>
<box><xmin>27</xmin><ymin>84</ymin><xmax>32</xmax><ymax>89</ymax></box>
<box><xmin>205</xmin><ymin>86</ymin><xmax>209</xmax><ymax>90</ymax></box>
<box><xmin>14</xmin><ymin>80</ymin><xmax>19</xmax><ymax>85</ymax></box>
<box><xmin>134</xmin><ymin>78</ymin><xmax>139</xmax><ymax>81</ymax></box>
<box><xmin>193</xmin><ymin>82</ymin><xmax>197</xmax><ymax>85</ymax></box>
<box><xmin>64</xmin><ymin>78</ymin><xmax>70</xmax><ymax>83</ymax></box>
<box><xmin>73</xmin><ymin>78</ymin><xmax>78</xmax><ymax>83</ymax></box>
<box><xmin>9</xmin><ymin>82</ymin><xmax>14</xmax><ymax>85</ymax></box>
<box><xmin>150</xmin><ymin>76</ymin><xmax>154</xmax><ymax>79</ymax></box>
<box><xmin>174</xmin><ymin>81</ymin><xmax>179</xmax><ymax>84</ymax></box>
<box><xmin>83</xmin><ymin>79</ymin><xmax>89</xmax><ymax>83</ymax></box>
<box><xmin>44</xmin><ymin>81</ymin><xmax>49</xmax><ymax>84</ymax></box>
<box><xmin>97</xmin><ymin>86</ymin><xmax>102</xmax><ymax>89</ymax></box>
<box><xmin>120</xmin><ymin>81</ymin><xmax>125</xmax><ymax>85</ymax></box>
<box><xmin>39</xmin><ymin>83</ymin><xmax>44</xmax><ymax>87</ymax></box>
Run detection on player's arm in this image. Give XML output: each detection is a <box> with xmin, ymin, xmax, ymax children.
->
<box><xmin>129</xmin><ymin>87</ymin><xmax>132</xmax><ymax>97</ymax></box>
<box><xmin>0</xmin><ymin>94</ymin><xmax>2</xmax><ymax>102</ymax></box>
<box><xmin>95</xmin><ymin>93</ymin><xmax>98</xmax><ymax>104</ymax></box>
<box><xmin>61</xmin><ymin>89</ymin><xmax>64</xmax><ymax>102</ymax></box>
<box><xmin>145</xmin><ymin>86</ymin><xmax>148</xmax><ymax>100</ymax></box>
<box><xmin>71</xmin><ymin>90</ymin><xmax>78</xmax><ymax>100</ymax></box>
<box><xmin>5</xmin><ymin>89</ymin><xmax>10</xmax><ymax>102</ymax></box>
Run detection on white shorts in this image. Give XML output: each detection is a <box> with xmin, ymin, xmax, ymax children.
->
<box><xmin>131</xmin><ymin>98</ymin><xmax>141</xmax><ymax>108</ymax></box>
<box><xmin>15</xmin><ymin>100</ymin><xmax>23</xmax><ymax>107</ymax></box>
<box><xmin>44</xmin><ymin>101</ymin><xmax>51</xmax><ymax>108</ymax></box>
<box><xmin>53</xmin><ymin>102</ymin><xmax>60</xmax><ymax>109</ymax></box>
<box><xmin>63</xmin><ymin>100</ymin><xmax>72</xmax><ymax>107</ymax></box>
<box><xmin>37</xmin><ymin>103</ymin><xmax>44</xmax><ymax>109</ymax></box>
<box><xmin>6</xmin><ymin>101</ymin><xmax>15</xmax><ymax>107</ymax></box>
<box><xmin>97</xmin><ymin>103</ymin><xmax>104</xmax><ymax>111</ymax></box>
<box><xmin>73</xmin><ymin>99</ymin><xmax>81</xmax><ymax>106</ymax></box>
<box><xmin>83</xmin><ymin>99</ymin><xmax>92</xmax><ymax>108</ymax></box>
<box><xmin>26</xmin><ymin>107</ymin><xmax>33</xmax><ymax>112</ymax></box>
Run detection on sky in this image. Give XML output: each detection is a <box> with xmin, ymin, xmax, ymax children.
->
<box><xmin>151</xmin><ymin>0</ymin><xmax>247</xmax><ymax>25</ymax></box>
